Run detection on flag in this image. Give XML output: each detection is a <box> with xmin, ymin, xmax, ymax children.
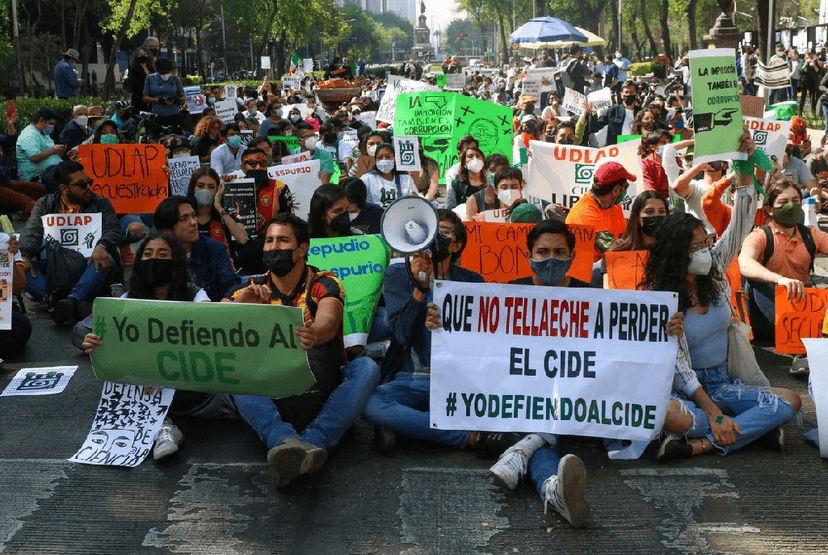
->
<box><xmin>289</xmin><ymin>53</ymin><xmax>302</xmax><ymax>75</ymax></box>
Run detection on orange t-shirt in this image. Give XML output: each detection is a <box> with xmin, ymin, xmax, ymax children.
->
<box><xmin>565</xmin><ymin>193</ymin><xmax>627</xmax><ymax>262</ymax></box>
<box><xmin>742</xmin><ymin>221</ymin><xmax>828</xmax><ymax>284</ymax></box>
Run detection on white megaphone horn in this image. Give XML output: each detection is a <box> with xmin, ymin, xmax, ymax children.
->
<box><xmin>380</xmin><ymin>196</ymin><xmax>440</xmax><ymax>285</ymax></box>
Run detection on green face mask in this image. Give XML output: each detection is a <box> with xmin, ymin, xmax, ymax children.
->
<box><xmin>614</xmin><ymin>187</ymin><xmax>628</xmax><ymax>206</ymax></box>
<box><xmin>773</xmin><ymin>201</ymin><xmax>803</xmax><ymax>227</ymax></box>
<box><xmin>100</xmin><ymin>134</ymin><xmax>119</xmax><ymax>144</ymax></box>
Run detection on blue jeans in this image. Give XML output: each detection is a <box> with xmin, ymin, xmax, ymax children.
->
<box><xmin>119</xmin><ymin>213</ymin><xmax>153</xmax><ymax>244</ymax></box>
<box><xmin>362</xmin><ymin>372</ymin><xmax>471</xmax><ymax>449</ymax></box>
<box><xmin>233</xmin><ymin>356</ymin><xmax>379</xmax><ymax>450</ymax></box>
<box><xmin>367</xmin><ymin>307</ymin><xmax>391</xmax><ymax>343</ymax></box>
<box><xmin>769</xmin><ymin>87</ymin><xmax>788</xmax><ymax>105</ymax></box>
<box><xmin>27</xmin><ymin>252</ymin><xmax>114</xmax><ymax>302</ymax></box>
<box><xmin>822</xmin><ymin>102</ymin><xmax>828</xmax><ymax>134</ymax></box>
<box><xmin>527</xmin><ymin>444</ymin><xmax>561</xmax><ymax>494</ymax></box>
<box><xmin>678</xmin><ymin>363</ymin><xmax>796</xmax><ymax>454</ymax></box>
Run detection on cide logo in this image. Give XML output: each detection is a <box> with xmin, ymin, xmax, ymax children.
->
<box><xmin>753</xmin><ymin>131</ymin><xmax>768</xmax><ymax>146</ymax></box>
<box><xmin>574</xmin><ymin>163</ymin><xmax>595</xmax><ymax>185</ymax></box>
<box><xmin>60</xmin><ymin>228</ymin><xmax>79</xmax><ymax>247</ymax></box>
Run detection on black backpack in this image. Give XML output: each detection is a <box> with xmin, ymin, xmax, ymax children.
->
<box><xmin>761</xmin><ymin>223</ymin><xmax>816</xmax><ymax>276</ymax></box>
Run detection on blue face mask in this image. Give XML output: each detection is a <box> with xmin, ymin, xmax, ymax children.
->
<box><xmin>43</xmin><ymin>125</ymin><xmax>54</xmax><ymax>136</ymax></box>
<box><xmin>227</xmin><ymin>135</ymin><xmax>242</xmax><ymax>149</ymax></box>
<box><xmin>657</xmin><ymin>145</ymin><xmax>665</xmax><ymax>157</ymax></box>
<box><xmin>529</xmin><ymin>256</ymin><xmax>572</xmax><ymax>285</ymax></box>
<box><xmin>674</xmin><ymin>118</ymin><xmax>684</xmax><ymax>130</ymax></box>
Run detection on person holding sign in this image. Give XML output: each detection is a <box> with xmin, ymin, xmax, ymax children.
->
<box><xmin>18</xmin><ymin>161</ymin><xmax>120</xmax><ymax>326</ymax></box>
<box><xmin>231</xmin><ymin>213</ymin><xmax>379</xmax><ymax>488</ymax></box>
<box><xmin>466</xmin><ymin>167</ymin><xmax>524</xmax><ymax>222</ymax></box>
<box><xmin>0</xmin><ymin>233</ymin><xmax>32</xmax><ymax>360</ymax></box>
<box><xmin>361</xmin><ymin>143</ymin><xmax>417</xmax><ymax>209</ymax></box>
<box><xmin>186</xmin><ymin>168</ymin><xmax>248</xmax><ymax>249</ymax></box>
<box><xmin>646</xmin><ymin>139</ymin><xmax>802</xmax><ymax>460</ymax></box>
<box><xmin>81</xmin><ymin>232</ymin><xmax>212</xmax><ymax>460</ymax></box>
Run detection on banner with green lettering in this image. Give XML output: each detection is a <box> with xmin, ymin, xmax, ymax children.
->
<box><xmin>688</xmin><ymin>48</ymin><xmax>747</xmax><ymax>164</ymax></box>
<box><xmin>307</xmin><ymin>234</ymin><xmax>391</xmax><ymax>347</ymax></box>
<box><xmin>395</xmin><ymin>92</ymin><xmax>513</xmax><ymax>183</ymax></box>
<box><xmin>90</xmin><ymin>298</ymin><xmax>314</xmax><ymax>398</ymax></box>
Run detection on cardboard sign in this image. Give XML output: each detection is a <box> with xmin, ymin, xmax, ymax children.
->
<box><xmin>185</xmin><ymin>86</ymin><xmax>206</xmax><ymax>114</ymax></box>
<box><xmin>376</xmin><ymin>75</ymin><xmax>440</xmax><ymax>124</ymax></box>
<box><xmin>90</xmin><ymin>298</ymin><xmax>314</xmax><ymax>398</ymax></box>
<box><xmin>0</xmin><ymin>249</ymin><xmax>11</xmax><ymax>330</ymax></box>
<box><xmin>42</xmin><ymin>213</ymin><xmax>103</xmax><ymax>257</ymax></box>
<box><xmin>430</xmin><ymin>281</ymin><xmax>678</xmax><ymax>441</ymax></box>
<box><xmin>774</xmin><ymin>286</ymin><xmax>828</xmax><ymax>354</ymax></box>
<box><xmin>562</xmin><ymin>87</ymin><xmax>587</xmax><ymax>115</ymax></box>
<box><xmin>78</xmin><ymin>144</ymin><xmax>169</xmax><ymax>214</ymax></box>
<box><xmin>802</xmin><ymin>338</ymin><xmax>828</xmax><ymax>458</ymax></box>
<box><xmin>307</xmin><ymin>235</ymin><xmax>391</xmax><ymax>347</ymax></box>
<box><xmin>167</xmin><ymin>155</ymin><xmax>200</xmax><ymax>196</ymax></box>
<box><xmin>605</xmin><ymin>250</ymin><xmax>649</xmax><ymax>290</ymax></box>
<box><xmin>689</xmin><ymin>49</ymin><xmax>747</xmax><ymax>164</ymax></box>
<box><xmin>214</xmin><ymin>99</ymin><xmax>238</xmax><ymax>124</ymax></box>
<box><xmin>267</xmin><ymin>159</ymin><xmax>322</xmax><ymax>221</ymax></box>
<box><xmin>741</xmin><ymin>95</ymin><xmax>766</xmax><ymax>118</ymax></box>
<box><xmin>459</xmin><ymin>222</ymin><xmax>595</xmax><ymax>284</ymax></box>
<box><xmin>223</xmin><ymin>178</ymin><xmax>257</xmax><ymax>236</ymax></box>
<box><xmin>393</xmin><ymin>135</ymin><xmax>421</xmax><ymax>172</ymax></box>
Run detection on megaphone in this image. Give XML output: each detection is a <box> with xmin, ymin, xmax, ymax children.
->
<box><xmin>380</xmin><ymin>196</ymin><xmax>439</xmax><ymax>255</ymax></box>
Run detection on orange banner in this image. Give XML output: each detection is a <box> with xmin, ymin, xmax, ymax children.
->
<box><xmin>604</xmin><ymin>250</ymin><xmax>648</xmax><ymax>290</ymax></box>
<box><xmin>78</xmin><ymin>144</ymin><xmax>169</xmax><ymax>214</ymax></box>
<box><xmin>459</xmin><ymin>222</ymin><xmax>595</xmax><ymax>284</ymax></box>
<box><xmin>775</xmin><ymin>286</ymin><xmax>828</xmax><ymax>354</ymax></box>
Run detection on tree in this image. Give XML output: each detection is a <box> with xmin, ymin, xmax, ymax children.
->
<box><xmin>100</xmin><ymin>0</ymin><xmax>164</xmax><ymax>98</ymax></box>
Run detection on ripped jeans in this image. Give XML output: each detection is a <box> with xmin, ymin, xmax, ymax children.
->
<box><xmin>675</xmin><ymin>363</ymin><xmax>796</xmax><ymax>455</ymax></box>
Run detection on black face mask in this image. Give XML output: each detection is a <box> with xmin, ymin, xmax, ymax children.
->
<box><xmin>138</xmin><ymin>56</ymin><xmax>149</xmax><ymax>64</ymax></box>
<box><xmin>328</xmin><ymin>212</ymin><xmax>351</xmax><ymax>235</ymax></box>
<box><xmin>140</xmin><ymin>258</ymin><xmax>174</xmax><ymax>288</ymax></box>
<box><xmin>622</xmin><ymin>95</ymin><xmax>637</xmax><ymax>106</ymax></box>
<box><xmin>246</xmin><ymin>169</ymin><xmax>269</xmax><ymax>190</ymax></box>
<box><xmin>431</xmin><ymin>235</ymin><xmax>453</xmax><ymax>262</ymax></box>
<box><xmin>641</xmin><ymin>215</ymin><xmax>665</xmax><ymax>237</ymax></box>
<box><xmin>262</xmin><ymin>248</ymin><xmax>296</xmax><ymax>277</ymax></box>
<box><xmin>557</xmin><ymin>135</ymin><xmax>574</xmax><ymax>145</ymax></box>
<box><xmin>322</xmin><ymin>131</ymin><xmax>337</xmax><ymax>145</ymax></box>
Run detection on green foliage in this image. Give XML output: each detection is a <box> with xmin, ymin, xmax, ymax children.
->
<box><xmin>102</xmin><ymin>0</ymin><xmax>167</xmax><ymax>38</ymax></box>
<box><xmin>4</xmin><ymin>97</ymin><xmax>117</xmax><ymax>133</ymax></box>
<box><xmin>629</xmin><ymin>62</ymin><xmax>655</xmax><ymax>76</ymax></box>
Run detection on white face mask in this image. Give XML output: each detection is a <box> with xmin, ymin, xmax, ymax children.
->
<box><xmin>303</xmin><ymin>136</ymin><xmax>317</xmax><ymax>150</ymax></box>
<box><xmin>366</xmin><ymin>144</ymin><xmax>378</xmax><ymax>157</ymax></box>
<box><xmin>497</xmin><ymin>188</ymin><xmax>521</xmax><ymax>206</ymax></box>
<box><xmin>159</xmin><ymin>73</ymin><xmax>171</xmax><ymax>81</ymax></box>
<box><xmin>376</xmin><ymin>159</ymin><xmax>395</xmax><ymax>173</ymax></box>
<box><xmin>172</xmin><ymin>151</ymin><xmax>190</xmax><ymax>158</ymax></box>
<box><xmin>467</xmin><ymin>158</ymin><xmax>484</xmax><ymax>173</ymax></box>
<box><xmin>75</xmin><ymin>115</ymin><xmax>89</xmax><ymax>127</ymax></box>
<box><xmin>687</xmin><ymin>247</ymin><xmax>712</xmax><ymax>276</ymax></box>
<box><xmin>349</xmin><ymin>212</ymin><xmax>358</xmax><ymax>221</ymax></box>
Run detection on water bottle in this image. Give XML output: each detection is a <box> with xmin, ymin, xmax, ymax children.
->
<box><xmin>803</xmin><ymin>197</ymin><xmax>817</xmax><ymax>227</ymax></box>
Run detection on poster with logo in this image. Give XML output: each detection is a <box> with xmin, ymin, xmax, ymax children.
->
<box><xmin>42</xmin><ymin>213</ymin><xmax>103</xmax><ymax>257</ymax></box>
<box><xmin>223</xmin><ymin>178</ymin><xmax>257</xmax><ymax>236</ymax></box>
<box><xmin>689</xmin><ymin>48</ymin><xmax>746</xmax><ymax>164</ymax></box>
<box><xmin>185</xmin><ymin>86</ymin><xmax>206</xmax><ymax>114</ymax></box>
<box><xmin>393</xmin><ymin>135</ymin><xmax>421</xmax><ymax>172</ymax></box>
<box><xmin>0</xmin><ymin>249</ymin><xmax>11</xmax><ymax>330</ymax></box>
<box><xmin>744</xmin><ymin>116</ymin><xmax>790</xmax><ymax>160</ymax></box>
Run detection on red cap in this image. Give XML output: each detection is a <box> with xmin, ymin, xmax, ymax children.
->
<box><xmin>594</xmin><ymin>161</ymin><xmax>636</xmax><ymax>186</ymax></box>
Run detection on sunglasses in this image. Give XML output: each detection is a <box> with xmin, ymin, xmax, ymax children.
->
<box><xmin>69</xmin><ymin>178</ymin><xmax>93</xmax><ymax>189</ymax></box>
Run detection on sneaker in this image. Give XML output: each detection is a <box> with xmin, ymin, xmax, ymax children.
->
<box><xmin>489</xmin><ymin>434</ymin><xmax>545</xmax><ymax>490</ymax></box>
<box><xmin>541</xmin><ymin>454</ymin><xmax>589</xmax><ymax>528</ymax></box>
<box><xmin>473</xmin><ymin>431</ymin><xmax>525</xmax><ymax>454</ymax></box>
<box><xmin>656</xmin><ymin>433</ymin><xmax>692</xmax><ymax>463</ymax></box>
<box><xmin>153</xmin><ymin>419</ymin><xmax>184</xmax><ymax>460</ymax></box>
<box><xmin>267</xmin><ymin>437</ymin><xmax>328</xmax><ymax>487</ymax></box>
<box><xmin>790</xmin><ymin>356</ymin><xmax>810</xmax><ymax>376</ymax></box>
<box><xmin>375</xmin><ymin>426</ymin><xmax>396</xmax><ymax>452</ymax></box>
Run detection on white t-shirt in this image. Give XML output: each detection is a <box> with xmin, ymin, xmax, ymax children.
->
<box><xmin>362</xmin><ymin>171</ymin><xmax>417</xmax><ymax>208</ymax></box>
<box><xmin>444</xmin><ymin>162</ymin><xmax>461</xmax><ymax>187</ymax></box>
<box><xmin>621</xmin><ymin>108</ymin><xmax>635</xmax><ymax>136</ymax></box>
<box><xmin>319</xmin><ymin>141</ymin><xmax>354</xmax><ymax>163</ymax></box>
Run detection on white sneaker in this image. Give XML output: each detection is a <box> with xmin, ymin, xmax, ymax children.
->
<box><xmin>489</xmin><ymin>434</ymin><xmax>545</xmax><ymax>490</ymax></box>
<box><xmin>153</xmin><ymin>418</ymin><xmax>184</xmax><ymax>460</ymax></box>
<box><xmin>541</xmin><ymin>454</ymin><xmax>589</xmax><ymax>528</ymax></box>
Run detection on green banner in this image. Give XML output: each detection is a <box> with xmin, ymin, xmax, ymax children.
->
<box><xmin>395</xmin><ymin>92</ymin><xmax>513</xmax><ymax>184</ymax></box>
<box><xmin>90</xmin><ymin>298</ymin><xmax>314</xmax><ymax>398</ymax></box>
<box><xmin>688</xmin><ymin>49</ymin><xmax>746</xmax><ymax>164</ymax></box>
<box><xmin>307</xmin><ymin>234</ymin><xmax>390</xmax><ymax>347</ymax></box>
<box><xmin>269</xmin><ymin>135</ymin><xmax>301</xmax><ymax>155</ymax></box>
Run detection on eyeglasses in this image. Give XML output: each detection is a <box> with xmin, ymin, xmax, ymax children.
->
<box><xmin>69</xmin><ymin>178</ymin><xmax>93</xmax><ymax>189</ymax></box>
<box><xmin>244</xmin><ymin>160</ymin><xmax>268</xmax><ymax>168</ymax></box>
<box><xmin>689</xmin><ymin>236</ymin><xmax>714</xmax><ymax>253</ymax></box>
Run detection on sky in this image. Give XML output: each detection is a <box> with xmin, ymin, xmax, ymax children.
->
<box><xmin>422</xmin><ymin>0</ymin><xmax>465</xmax><ymax>34</ymax></box>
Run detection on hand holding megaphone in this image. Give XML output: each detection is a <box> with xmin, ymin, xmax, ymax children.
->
<box><xmin>409</xmin><ymin>252</ymin><xmax>434</xmax><ymax>290</ymax></box>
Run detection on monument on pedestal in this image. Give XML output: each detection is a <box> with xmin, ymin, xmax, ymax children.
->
<box><xmin>705</xmin><ymin>0</ymin><xmax>741</xmax><ymax>49</ymax></box>
<box><xmin>411</xmin><ymin>1</ymin><xmax>435</xmax><ymax>62</ymax></box>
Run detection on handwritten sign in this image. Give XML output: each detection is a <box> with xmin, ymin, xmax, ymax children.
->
<box><xmin>78</xmin><ymin>144</ymin><xmax>169</xmax><ymax>214</ymax></box>
<box><xmin>261</xmin><ymin>56</ymin><xmax>271</xmax><ymax>70</ymax></box>
<box><xmin>587</xmin><ymin>87</ymin><xmax>613</xmax><ymax>112</ymax></box>
<box><xmin>459</xmin><ymin>222</ymin><xmax>595</xmax><ymax>284</ymax></box>
<box><xmin>444</xmin><ymin>73</ymin><xmax>465</xmax><ymax>90</ymax></box>
<box><xmin>42</xmin><ymin>213</ymin><xmax>102</xmax><ymax>257</ymax></box>
<box><xmin>168</xmin><ymin>155</ymin><xmax>200</xmax><ymax>196</ymax></box>
<box><xmin>802</xmin><ymin>338</ymin><xmax>828</xmax><ymax>458</ymax></box>
<box><xmin>775</xmin><ymin>286</ymin><xmax>828</xmax><ymax>354</ymax></box>
<box><xmin>479</xmin><ymin>209</ymin><xmax>509</xmax><ymax>223</ymax></box>
<box><xmin>185</xmin><ymin>86</ymin><xmax>206</xmax><ymax>114</ymax></box>
<box><xmin>377</xmin><ymin>75</ymin><xmax>440</xmax><ymax>124</ymax></box>
<box><xmin>239</xmin><ymin>129</ymin><xmax>254</xmax><ymax>147</ymax></box>
<box><xmin>224</xmin><ymin>84</ymin><xmax>237</xmax><ymax>99</ymax></box>
<box><xmin>562</xmin><ymin>87</ymin><xmax>586</xmax><ymax>115</ymax></box>
<box><xmin>214</xmin><ymin>99</ymin><xmax>237</xmax><ymax>124</ymax></box>
<box><xmin>605</xmin><ymin>250</ymin><xmax>649</xmax><ymax>290</ymax></box>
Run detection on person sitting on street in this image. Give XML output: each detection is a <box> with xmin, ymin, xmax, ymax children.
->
<box><xmin>58</xmin><ymin>105</ymin><xmax>92</xmax><ymax>151</ymax></box>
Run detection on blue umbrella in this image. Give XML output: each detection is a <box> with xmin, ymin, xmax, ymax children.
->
<box><xmin>509</xmin><ymin>17</ymin><xmax>589</xmax><ymax>46</ymax></box>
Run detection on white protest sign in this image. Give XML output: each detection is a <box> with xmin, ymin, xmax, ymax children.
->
<box><xmin>479</xmin><ymin>209</ymin><xmax>509</xmax><ymax>223</ymax></box>
<box><xmin>268</xmin><ymin>159</ymin><xmax>322</xmax><ymax>221</ymax></box>
<box><xmin>261</xmin><ymin>56</ymin><xmax>271</xmax><ymax>70</ymax></box>
<box><xmin>744</xmin><ymin>116</ymin><xmax>790</xmax><ymax>160</ymax></box>
<box><xmin>587</xmin><ymin>87</ymin><xmax>613</xmax><ymax>112</ymax></box>
<box><xmin>282</xmin><ymin>152</ymin><xmax>310</xmax><ymax>165</ymax></box>
<box><xmin>167</xmin><ymin>155</ymin><xmax>201</xmax><ymax>196</ymax></box>
<box><xmin>393</xmin><ymin>135</ymin><xmax>421</xmax><ymax>172</ymax></box>
<box><xmin>283</xmin><ymin>76</ymin><xmax>300</xmax><ymax>90</ymax></box>
<box><xmin>522</xmin><ymin>74</ymin><xmax>543</xmax><ymax>99</ymax></box>
<box><xmin>803</xmin><ymin>339</ymin><xmax>828</xmax><ymax>458</ymax></box>
<box><xmin>239</xmin><ymin>129</ymin><xmax>254</xmax><ymax>147</ymax></box>
<box><xmin>214</xmin><ymin>99</ymin><xmax>237</xmax><ymax>124</ymax></box>
<box><xmin>376</xmin><ymin>75</ymin><xmax>440</xmax><ymax>124</ymax></box>
<box><xmin>70</xmin><ymin>383</ymin><xmax>174</xmax><ymax>467</ymax></box>
<box><xmin>526</xmin><ymin>139</ymin><xmax>643</xmax><ymax>213</ymax></box>
<box><xmin>445</xmin><ymin>73</ymin><xmax>465</xmax><ymax>90</ymax></box>
<box><xmin>185</xmin><ymin>86</ymin><xmax>206</xmax><ymax>114</ymax></box>
<box><xmin>562</xmin><ymin>87</ymin><xmax>587</xmax><ymax>115</ymax></box>
<box><xmin>355</xmin><ymin>110</ymin><xmax>377</xmax><ymax>129</ymax></box>
<box><xmin>303</xmin><ymin>59</ymin><xmax>314</xmax><ymax>73</ymax></box>
<box><xmin>1</xmin><ymin>366</ymin><xmax>78</xmax><ymax>396</ymax></box>
<box><xmin>225</xmin><ymin>84</ymin><xmax>237</xmax><ymax>99</ymax></box>
<box><xmin>42</xmin><ymin>213</ymin><xmax>102</xmax><ymax>257</ymax></box>
<box><xmin>755</xmin><ymin>62</ymin><xmax>791</xmax><ymax>90</ymax></box>
<box><xmin>0</xmin><ymin>249</ymin><xmax>10</xmax><ymax>330</ymax></box>
<box><xmin>342</xmin><ymin>129</ymin><xmax>359</xmax><ymax>145</ymax></box>
<box><xmin>430</xmin><ymin>281</ymin><xmax>678</xmax><ymax>440</ymax></box>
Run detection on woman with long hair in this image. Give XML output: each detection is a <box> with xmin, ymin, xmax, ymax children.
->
<box><xmin>608</xmin><ymin>190</ymin><xmax>669</xmax><ymax>253</ymax></box>
<box><xmin>190</xmin><ymin>116</ymin><xmax>223</xmax><ymax>163</ymax></box>
<box><xmin>351</xmin><ymin>130</ymin><xmax>388</xmax><ymax>178</ymax></box>
<box><xmin>185</xmin><ymin>167</ymin><xmax>248</xmax><ymax>248</ymax></box>
<box><xmin>360</xmin><ymin>143</ymin><xmax>417</xmax><ymax>209</ymax></box>
<box><xmin>644</xmin><ymin>133</ymin><xmax>802</xmax><ymax>461</ymax></box>
<box><xmin>638</xmin><ymin>129</ymin><xmax>673</xmax><ymax>197</ymax></box>
<box><xmin>307</xmin><ymin>183</ymin><xmax>354</xmax><ymax>238</ymax></box>
<box><xmin>446</xmin><ymin>145</ymin><xmax>487</xmax><ymax>209</ymax></box>
<box><xmin>128</xmin><ymin>47</ymin><xmax>153</xmax><ymax>113</ymax></box>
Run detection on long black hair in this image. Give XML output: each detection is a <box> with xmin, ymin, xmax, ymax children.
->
<box><xmin>128</xmin><ymin>232</ymin><xmax>194</xmax><ymax>301</ymax></box>
<box><xmin>308</xmin><ymin>183</ymin><xmax>348</xmax><ymax>239</ymax></box>
<box><xmin>611</xmin><ymin>190</ymin><xmax>669</xmax><ymax>252</ymax></box>
<box><xmin>641</xmin><ymin>212</ymin><xmax>721</xmax><ymax>312</ymax></box>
